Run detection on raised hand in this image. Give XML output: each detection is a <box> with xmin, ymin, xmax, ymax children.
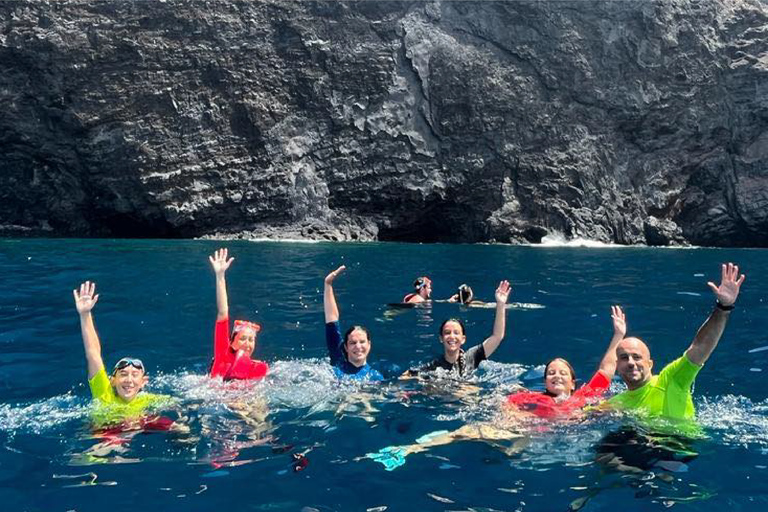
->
<box><xmin>73</xmin><ymin>281</ymin><xmax>99</xmax><ymax>315</ymax></box>
<box><xmin>611</xmin><ymin>305</ymin><xmax>626</xmax><ymax>338</ymax></box>
<box><xmin>707</xmin><ymin>262</ymin><xmax>746</xmax><ymax>306</ymax></box>
<box><xmin>325</xmin><ymin>265</ymin><xmax>346</xmax><ymax>286</ymax></box>
<box><xmin>209</xmin><ymin>248</ymin><xmax>234</xmax><ymax>275</ymax></box>
<box><xmin>495</xmin><ymin>280</ymin><xmax>511</xmax><ymax>305</ymax></box>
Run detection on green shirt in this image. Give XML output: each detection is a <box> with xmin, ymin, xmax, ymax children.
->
<box><xmin>88</xmin><ymin>367</ymin><xmax>172</xmax><ymax>427</ymax></box>
<box><xmin>608</xmin><ymin>355</ymin><xmax>702</xmax><ymax>421</ymax></box>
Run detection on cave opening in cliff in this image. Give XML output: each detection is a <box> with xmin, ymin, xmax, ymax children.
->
<box><xmin>377</xmin><ymin>205</ymin><xmax>485</xmax><ymax>243</ymax></box>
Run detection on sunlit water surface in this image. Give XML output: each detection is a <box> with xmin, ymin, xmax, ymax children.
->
<box><xmin>1</xmin><ymin>240</ymin><xmax>767</xmax><ymax>511</ymax></box>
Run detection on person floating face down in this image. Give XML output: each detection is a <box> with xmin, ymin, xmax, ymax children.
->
<box><xmin>405</xmin><ymin>280</ymin><xmax>512</xmax><ymax>380</ymax></box>
<box><xmin>73</xmin><ymin>281</ymin><xmax>172</xmax><ymax>428</ymax></box>
<box><xmin>506</xmin><ymin>305</ymin><xmax>627</xmax><ymax>419</ymax></box>
<box><xmin>403</xmin><ymin>276</ymin><xmax>432</xmax><ymax>304</ymax></box>
<box><xmin>323</xmin><ymin>265</ymin><xmax>383</xmax><ymax>381</ymax></box>
<box><xmin>608</xmin><ymin>262</ymin><xmax>746</xmax><ymax>421</ymax></box>
<box><xmin>208</xmin><ymin>248</ymin><xmax>269</xmax><ymax>381</ymax></box>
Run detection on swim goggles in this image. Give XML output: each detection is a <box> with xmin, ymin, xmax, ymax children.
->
<box><xmin>233</xmin><ymin>320</ymin><xmax>261</xmax><ymax>333</ymax></box>
<box><xmin>414</xmin><ymin>277</ymin><xmax>432</xmax><ymax>290</ymax></box>
<box><xmin>112</xmin><ymin>357</ymin><xmax>145</xmax><ymax>374</ymax></box>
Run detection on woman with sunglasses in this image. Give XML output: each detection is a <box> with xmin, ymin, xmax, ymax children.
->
<box><xmin>74</xmin><ymin>281</ymin><xmax>171</xmax><ymax>423</ymax></box>
<box><xmin>324</xmin><ymin>265</ymin><xmax>382</xmax><ymax>381</ymax></box>
<box><xmin>209</xmin><ymin>248</ymin><xmax>268</xmax><ymax>381</ymax></box>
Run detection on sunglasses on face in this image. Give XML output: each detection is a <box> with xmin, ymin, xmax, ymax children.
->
<box><xmin>113</xmin><ymin>357</ymin><xmax>145</xmax><ymax>374</ymax></box>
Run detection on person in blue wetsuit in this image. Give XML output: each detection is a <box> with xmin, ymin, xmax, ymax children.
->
<box><xmin>324</xmin><ymin>265</ymin><xmax>383</xmax><ymax>381</ymax></box>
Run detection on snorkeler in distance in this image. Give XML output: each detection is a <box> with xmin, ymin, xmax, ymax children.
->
<box><xmin>403</xmin><ymin>276</ymin><xmax>432</xmax><ymax>303</ymax></box>
<box><xmin>447</xmin><ymin>284</ymin><xmax>476</xmax><ymax>305</ymax></box>
<box><xmin>73</xmin><ymin>281</ymin><xmax>171</xmax><ymax>422</ymax></box>
<box><xmin>404</xmin><ymin>280</ymin><xmax>511</xmax><ymax>379</ymax></box>
<box><xmin>208</xmin><ymin>248</ymin><xmax>268</xmax><ymax>381</ymax></box>
<box><xmin>324</xmin><ymin>265</ymin><xmax>383</xmax><ymax>381</ymax></box>
<box><xmin>607</xmin><ymin>262</ymin><xmax>746</xmax><ymax>421</ymax></box>
<box><xmin>506</xmin><ymin>305</ymin><xmax>626</xmax><ymax>418</ymax></box>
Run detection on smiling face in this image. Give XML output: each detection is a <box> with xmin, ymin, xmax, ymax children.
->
<box><xmin>345</xmin><ymin>327</ymin><xmax>371</xmax><ymax>367</ymax></box>
<box><xmin>545</xmin><ymin>358</ymin><xmax>576</xmax><ymax>397</ymax></box>
<box><xmin>616</xmin><ymin>337</ymin><xmax>654</xmax><ymax>390</ymax></box>
<box><xmin>110</xmin><ymin>367</ymin><xmax>149</xmax><ymax>402</ymax></box>
<box><xmin>440</xmin><ymin>319</ymin><xmax>466</xmax><ymax>356</ymax></box>
<box><xmin>231</xmin><ymin>328</ymin><xmax>257</xmax><ymax>357</ymax></box>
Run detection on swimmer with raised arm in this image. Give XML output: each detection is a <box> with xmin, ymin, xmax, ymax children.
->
<box><xmin>367</xmin><ymin>306</ymin><xmax>625</xmax><ymax>470</ymax></box>
<box><xmin>506</xmin><ymin>305</ymin><xmax>625</xmax><ymax>418</ymax></box>
<box><xmin>608</xmin><ymin>262</ymin><xmax>746</xmax><ymax>420</ymax></box>
<box><xmin>324</xmin><ymin>265</ymin><xmax>382</xmax><ymax>381</ymax></box>
<box><xmin>74</xmin><ymin>281</ymin><xmax>171</xmax><ymax>423</ymax></box>
<box><xmin>405</xmin><ymin>280</ymin><xmax>511</xmax><ymax>379</ymax></box>
<box><xmin>403</xmin><ymin>276</ymin><xmax>432</xmax><ymax>304</ymax></box>
<box><xmin>209</xmin><ymin>248</ymin><xmax>268</xmax><ymax>381</ymax></box>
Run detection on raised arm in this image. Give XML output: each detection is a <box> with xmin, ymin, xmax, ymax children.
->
<box><xmin>209</xmin><ymin>248</ymin><xmax>234</xmax><ymax>321</ymax></box>
<box><xmin>598</xmin><ymin>305</ymin><xmax>626</xmax><ymax>378</ymax></box>
<box><xmin>481</xmin><ymin>280</ymin><xmax>511</xmax><ymax>358</ymax></box>
<box><xmin>685</xmin><ymin>262</ymin><xmax>745</xmax><ymax>366</ymax></box>
<box><xmin>324</xmin><ymin>265</ymin><xmax>346</xmax><ymax>323</ymax></box>
<box><xmin>73</xmin><ymin>281</ymin><xmax>104</xmax><ymax>379</ymax></box>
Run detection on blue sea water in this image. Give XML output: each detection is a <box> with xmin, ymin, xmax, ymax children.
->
<box><xmin>1</xmin><ymin>239</ymin><xmax>767</xmax><ymax>511</ymax></box>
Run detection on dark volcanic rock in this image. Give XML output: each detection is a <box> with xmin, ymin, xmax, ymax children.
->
<box><xmin>1</xmin><ymin>0</ymin><xmax>767</xmax><ymax>246</ymax></box>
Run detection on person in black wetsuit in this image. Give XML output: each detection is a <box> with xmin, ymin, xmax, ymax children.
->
<box><xmin>405</xmin><ymin>280</ymin><xmax>511</xmax><ymax>379</ymax></box>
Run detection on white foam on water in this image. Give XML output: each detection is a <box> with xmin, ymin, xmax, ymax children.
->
<box><xmin>0</xmin><ymin>393</ymin><xmax>90</xmax><ymax>434</ymax></box>
<box><xmin>537</xmin><ymin>234</ymin><xmax>617</xmax><ymax>248</ymax></box>
<box><xmin>697</xmin><ymin>395</ymin><xmax>768</xmax><ymax>448</ymax></box>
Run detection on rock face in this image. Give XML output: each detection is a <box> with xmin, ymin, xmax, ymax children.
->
<box><xmin>1</xmin><ymin>0</ymin><xmax>767</xmax><ymax>246</ymax></box>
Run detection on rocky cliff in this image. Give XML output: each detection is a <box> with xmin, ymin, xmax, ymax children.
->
<box><xmin>1</xmin><ymin>0</ymin><xmax>767</xmax><ymax>246</ymax></box>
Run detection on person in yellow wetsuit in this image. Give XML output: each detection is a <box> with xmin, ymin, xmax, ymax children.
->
<box><xmin>73</xmin><ymin>281</ymin><xmax>172</xmax><ymax>427</ymax></box>
<box><xmin>608</xmin><ymin>262</ymin><xmax>746</xmax><ymax>421</ymax></box>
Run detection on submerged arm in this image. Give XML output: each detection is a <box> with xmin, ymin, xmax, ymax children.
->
<box><xmin>482</xmin><ymin>280</ymin><xmax>511</xmax><ymax>358</ymax></box>
<box><xmin>324</xmin><ymin>266</ymin><xmax>346</xmax><ymax>323</ymax></box>
<box><xmin>598</xmin><ymin>305</ymin><xmax>626</xmax><ymax>378</ymax></box>
<box><xmin>74</xmin><ymin>281</ymin><xmax>105</xmax><ymax>379</ymax></box>
<box><xmin>685</xmin><ymin>262</ymin><xmax>745</xmax><ymax>366</ymax></box>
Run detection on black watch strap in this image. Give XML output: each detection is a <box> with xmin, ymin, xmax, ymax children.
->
<box><xmin>716</xmin><ymin>301</ymin><xmax>735</xmax><ymax>311</ymax></box>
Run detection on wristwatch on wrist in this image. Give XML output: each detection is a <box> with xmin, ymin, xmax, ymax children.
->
<box><xmin>716</xmin><ymin>301</ymin><xmax>735</xmax><ymax>311</ymax></box>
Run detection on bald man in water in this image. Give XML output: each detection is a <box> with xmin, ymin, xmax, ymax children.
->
<box><xmin>608</xmin><ymin>263</ymin><xmax>746</xmax><ymax>421</ymax></box>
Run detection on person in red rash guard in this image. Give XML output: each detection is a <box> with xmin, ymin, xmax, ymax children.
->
<box><xmin>208</xmin><ymin>248</ymin><xmax>268</xmax><ymax>381</ymax></box>
<box><xmin>506</xmin><ymin>305</ymin><xmax>626</xmax><ymax>419</ymax></box>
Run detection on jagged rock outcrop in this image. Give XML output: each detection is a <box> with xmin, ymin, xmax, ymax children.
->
<box><xmin>1</xmin><ymin>0</ymin><xmax>767</xmax><ymax>246</ymax></box>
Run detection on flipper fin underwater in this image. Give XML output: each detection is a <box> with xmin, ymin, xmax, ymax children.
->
<box><xmin>366</xmin><ymin>446</ymin><xmax>407</xmax><ymax>471</ymax></box>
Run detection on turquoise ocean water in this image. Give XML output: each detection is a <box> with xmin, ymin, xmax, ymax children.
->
<box><xmin>1</xmin><ymin>239</ymin><xmax>767</xmax><ymax>511</ymax></box>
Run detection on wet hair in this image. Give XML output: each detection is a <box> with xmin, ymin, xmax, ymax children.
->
<box><xmin>413</xmin><ymin>277</ymin><xmax>431</xmax><ymax>290</ymax></box>
<box><xmin>457</xmin><ymin>284</ymin><xmax>473</xmax><ymax>304</ymax></box>
<box><xmin>344</xmin><ymin>325</ymin><xmax>371</xmax><ymax>344</ymax></box>
<box><xmin>543</xmin><ymin>358</ymin><xmax>577</xmax><ymax>396</ymax></box>
<box><xmin>439</xmin><ymin>318</ymin><xmax>466</xmax><ymax>337</ymax></box>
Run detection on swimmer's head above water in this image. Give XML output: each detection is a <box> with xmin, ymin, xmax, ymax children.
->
<box><xmin>457</xmin><ymin>284</ymin><xmax>473</xmax><ymax>304</ymax></box>
<box><xmin>344</xmin><ymin>325</ymin><xmax>371</xmax><ymax>367</ymax></box>
<box><xmin>231</xmin><ymin>319</ymin><xmax>260</xmax><ymax>357</ymax></box>
<box><xmin>439</xmin><ymin>318</ymin><xmax>467</xmax><ymax>355</ymax></box>
<box><xmin>110</xmin><ymin>357</ymin><xmax>149</xmax><ymax>401</ymax></box>
<box><xmin>543</xmin><ymin>358</ymin><xmax>577</xmax><ymax>398</ymax></box>
<box><xmin>413</xmin><ymin>276</ymin><xmax>432</xmax><ymax>299</ymax></box>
